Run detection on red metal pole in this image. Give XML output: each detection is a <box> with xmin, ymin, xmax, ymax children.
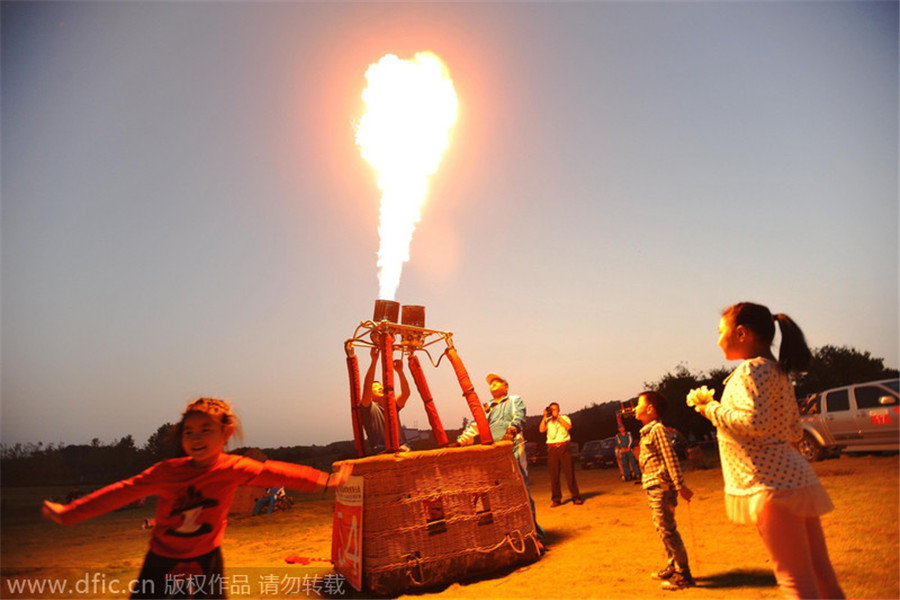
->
<box><xmin>445</xmin><ymin>346</ymin><xmax>492</xmax><ymax>445</ymax></box>
<box><xmin>345</xmin><ymin>346</ymin><xmax>366</xmax><ymax>458</ymax></box>
<box><xmin>379</xmin><ymin>332</ymin><xmax>401</xmax><ymax>452</ymax></box>
<box><xmin>407</xmin><ymin>354</ymin><xmax>449</xmax><ymax>447</ymax></box>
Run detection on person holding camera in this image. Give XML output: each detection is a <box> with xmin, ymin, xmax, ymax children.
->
<box><xmin>540</xmin><ymin>402</ymin><xmax>583</xmax><ymax>507</ymax></box>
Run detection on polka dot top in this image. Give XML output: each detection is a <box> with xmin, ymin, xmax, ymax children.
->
<box><xmin>706</xmin><ymin>357</ymin><xmax>821</xmax><ymax>496</ymax></box>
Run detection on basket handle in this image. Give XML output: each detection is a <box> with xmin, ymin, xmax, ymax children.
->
<box><xmin>405</xmin><ymin>553</ymin><xmax>425</xmax><ymax>586</ymax></box>
<box><xmin>507</xmin><ymin>529</ymin><xmax>526</xmax><ymax>554</ymax></box>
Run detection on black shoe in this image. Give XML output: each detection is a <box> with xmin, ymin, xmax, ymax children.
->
<box><xmin>572</xmin><ymin>498</ymin><xmax>584</xmax><ymax>505</ymax></box>
<box><xmin>634</xmin><ymin>479</ymin><xmax>642</xmax><ymax>485</ymax></box>
<box><xmin>550</xmin><ymin>500</ymin><xmax>561</xmax><ymax>508</ymax></box>
<box><xmin>661</xmin><ymin>571</ymin><xmax>695</xmax><ymax>590</ymax></box>
<box><xmin>651</xmin><ymin>565</ymin><xmax>676</xmax><ymax>580</ymax></box>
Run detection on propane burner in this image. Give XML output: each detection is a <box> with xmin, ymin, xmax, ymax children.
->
<box><xmin>401</xmin><ymin>305</ymin><xmax>425</xmax><ymax>328</ymax></box>
<box><xmin>368</xmin><ymin>301</ymin><xmax>432</xmax><ymax>348</ymax></box>
<box><xmin>373</xmin><ymin>300</ymin><xmax>426</xmax><ymax>328</ymax></box>
<box><xmin>344</xmin><ymin>300</ymin><xmax>493</xmax><ymax>456</ymax></box>
<box><xmin>373</xmin><ymin>299</ymin><xmax>400</xmax><ymax>323</ymax></box>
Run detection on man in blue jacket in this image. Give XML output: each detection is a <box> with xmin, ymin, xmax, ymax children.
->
<box><xmin>616</xmin><ymin>424</ymin><xmax>642</xmax><ymax>483</ymax></box>
<box><xmin>455</xmin><ymin>372</ymin><xmax>544</xmax><ymax>540</ymax></box>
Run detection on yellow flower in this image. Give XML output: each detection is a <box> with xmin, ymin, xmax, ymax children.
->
<box><xmin>686</xmin><ymin>385</ymin><xmax>715</xmax><ymax>408</ymax></box>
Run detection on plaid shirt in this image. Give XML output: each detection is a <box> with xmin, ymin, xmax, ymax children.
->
<box><xmin>638</xmin><ymin>420</ymin><xmax>685</xmax><ymax>491</ymax></box>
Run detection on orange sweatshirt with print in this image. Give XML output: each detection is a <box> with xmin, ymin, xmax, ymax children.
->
<box><xmin>56</xmin><ymin>454</ymin><xmax>322</xmax><ymax>558</ymax></box>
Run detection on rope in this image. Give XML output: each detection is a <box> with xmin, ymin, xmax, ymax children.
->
<box><xmin>506</xmin><ymin>530</ymin><xmax>526</xmax><ymax>554</ymax></box>
<box><xmin>686</xmin><ymin>500</ymin><xmax>700</xmax><ymax>574</ymax></box>
<box><xmin>364</xmin><ymin>504</ymin><xmax>529</xmax><ymax>539</ymax></box>
<box><xmin>405</xmin><ymin>555</ymin><xmax>424</xmax><ymax>586</ymax></box>
<box><xmin>469</xmin><ymin>529</ymin><xmax>535</xmax><ymax>556</ymax></box>
<box><xmin>367</xmin><ymin>529</ymin><xmax>539</xmax><ymax>574</ymax></box>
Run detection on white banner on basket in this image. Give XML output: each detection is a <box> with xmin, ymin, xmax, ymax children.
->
<box><xmin>331</xmin><ymin>475</ymin><xmax>364</xmax><ymax>591</ymax></box>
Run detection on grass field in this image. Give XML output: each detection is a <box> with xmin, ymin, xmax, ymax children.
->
<box><xmin>1</xmin><ymin>452</ymin><xmax>897</xmax><ymax>599</ymax></box>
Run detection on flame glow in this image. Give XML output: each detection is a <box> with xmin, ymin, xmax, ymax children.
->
<box><xmin>356</xmin><ymin>52</ymin><xmax>458</xmax><ymax>301</ymax></box>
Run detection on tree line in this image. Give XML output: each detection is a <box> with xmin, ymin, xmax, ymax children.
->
<box><xmin>2</xmin><ymin>345</ymin><xmax>895</xmax><ymax>487</ymax></box>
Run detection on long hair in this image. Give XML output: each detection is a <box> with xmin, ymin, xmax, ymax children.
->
<box><xmin>722</xmin><ymin>302</ymin><xmax>812</xmax><ymax>374</ymax></box>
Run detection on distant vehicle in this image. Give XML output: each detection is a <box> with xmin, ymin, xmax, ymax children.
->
<box><xmin>524</xmin><ymin>441</ymin><xmax>578</xmax><ymax>466</ymax></box>
<box><xmin>568</xmin><ymin>441</ymin><xmax>580</xmax><ymax>463</ymax></box>
<box><xmin>580</xmin><ymin>437</ymin><xmax>617</xmax><ymax>469</ymax></box>
<box><xmin>664</xmin><ymin>426</ymin><xmax>688</xmax><ymax>459</ymax></box>
<box><xmin>798</xmin><ymin>378</ymin><xmax>899</xmax><ymax>462</ymax></box>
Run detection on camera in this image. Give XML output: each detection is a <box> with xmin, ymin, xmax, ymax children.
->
<box><xmin>545</xmin><ymin>405</ymin><xmax>556</xmax><ymax>419</ymax></box>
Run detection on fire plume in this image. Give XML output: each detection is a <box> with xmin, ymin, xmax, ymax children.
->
<box><xmin>356</xmin><ymin>52</ymin><xmax>458</xmax><ymax>300</ymax></box>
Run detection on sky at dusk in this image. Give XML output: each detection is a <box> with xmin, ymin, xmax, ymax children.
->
<box><xmin>2</xmin><ymin>1</ymin><xmax>897</xmax><ymax>451</ymax></box>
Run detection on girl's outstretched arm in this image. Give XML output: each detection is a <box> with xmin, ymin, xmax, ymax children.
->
<box><xmin>39</xmin><ymin>468</ymin><xmax>159</xmax><ymax>526</ymax></box>
<box><xmin>248</xmin><ymin>458</ymin><xmax>352</xmax><ymax>494</ymax></box>
<box><xmin>328</xmin><ymin>462</ymin><xmax>354</xmax><ymax>490</ymax></box>
<box><xmin>42</xmin><ymin>500</ymin><xmax>66</xmax><ymax>525</ymax></box>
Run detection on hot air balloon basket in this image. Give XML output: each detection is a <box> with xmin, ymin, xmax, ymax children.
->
<box><xmin>332</xmin><ymin>442</ymin><xmax>541</xmax><ymax>596</ymax></box>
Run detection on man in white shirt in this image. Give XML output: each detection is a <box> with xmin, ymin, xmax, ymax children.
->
<box><xmin>539</xmin><ymin>402</ymin><xmax>583</xmax><ymax>507</ymax></box>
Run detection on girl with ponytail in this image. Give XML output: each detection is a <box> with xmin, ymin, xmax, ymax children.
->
<box><xmin>694</xmin><ymin>302</ymin><xmax>844</xmax><ymax>599</ymax></box>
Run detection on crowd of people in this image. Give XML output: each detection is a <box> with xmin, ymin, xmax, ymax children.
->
<box><xmin>452</xmin><ymin>302</ymin><xmax>843</xmax><ymax>598</ymax></box>
<box><xmin>42</xmin><ymin>301</ymin><xmax>844</xmax><ymax>600</ymax></box>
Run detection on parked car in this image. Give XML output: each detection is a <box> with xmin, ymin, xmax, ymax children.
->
<box><xmin>798</xmin><ymin>378</ymin><xmax>899</xmax><ymax>461</ymax></box>
<box><xmin>664</xmin><ymin>426</ymin><xmax>688</xmax><ymax>459</ymax></box>
<box><xmin>568</xmin><ymin>441</ymin><xmax>580</xmax><ymax>464</ymax></box>
<box><xmin>525</xmin><ymin>441</ymin><xmax>579</xmax><ymax>466</ymax></box>
<box><xmin>580</xmin><ymin>437</ymin><xmax>618</xmax><ymax>469</ymax></box>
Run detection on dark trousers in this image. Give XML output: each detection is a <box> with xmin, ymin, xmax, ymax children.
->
<box><xmin>547</xmin><ymin>442</ymin><xmax>581</xmax><ymax>503</ymax></box>
<box><xmin>132</xmin><ymin>547</ymin><xmax>226</xmax><ymax>599</ymax></box>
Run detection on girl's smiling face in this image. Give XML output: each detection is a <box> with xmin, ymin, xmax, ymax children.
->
<box><xmin>181</xmin><ymin>412</ymin><xmax>232</xmax><ymax>468</ymax></box>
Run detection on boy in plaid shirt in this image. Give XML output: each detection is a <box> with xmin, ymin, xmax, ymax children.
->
<box><xmin>636</xmin><ymin>391</ymin><xmax>695</xmax><ymax>590</ymax></box>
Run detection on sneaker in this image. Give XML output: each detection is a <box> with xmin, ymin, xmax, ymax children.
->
<box><xmin>550</xmin><ymin>500</ymin><xmax>562</xmax><ymax>508</ymax></box>
<box><xmin>651</xmin><ymin>565</ymin><xmax>676</xmax><ymax>580</ymax></box>
<box><xmin>572</xmin><ymin>498</ymin><xmax>584</xmax><ymax>505</ymax></box>
<box><xmin>661</xmin><ymin>571</ymin><xmax>695</xmax><ymax>590</ymax></box>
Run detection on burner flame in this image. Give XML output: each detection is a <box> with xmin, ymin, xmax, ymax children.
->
<box><xmin>356</xmin><ymin>52</ymin><xmax>458</xmax><ymax>300</ymax></box>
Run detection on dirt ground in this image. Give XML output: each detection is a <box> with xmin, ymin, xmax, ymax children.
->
<box><xmin>2</xmin><ymin>453</ymin><xmax>897</xmax><ymax>599</ymax></box>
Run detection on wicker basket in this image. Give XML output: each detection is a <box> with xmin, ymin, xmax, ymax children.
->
<box><xmin>332</xmin><ymin>442</ymin><xmax>540</xmax><ymax>596</ymax></box>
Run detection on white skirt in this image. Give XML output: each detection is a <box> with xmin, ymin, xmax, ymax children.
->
<box><xmin>724</xmin><ymin>483</ymin><xmax>835</xmax><ymax>525</ymax></box>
